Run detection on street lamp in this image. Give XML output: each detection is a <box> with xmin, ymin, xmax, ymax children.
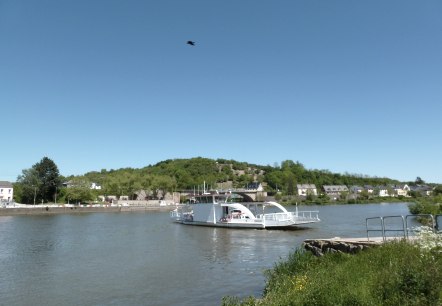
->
<box><xmin>33</xmin><ymin>186</ymin><xmax>37</xmax><ymax>205</ymax></box>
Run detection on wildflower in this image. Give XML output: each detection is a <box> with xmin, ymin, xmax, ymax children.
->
<box><xmin>413</xmin><ymin>226</ymin><xmax>442</xmax><ymax>255</ymax></box>
<box><xmin>290</xmin><ymin>274</ymin><xmax>308</xmax><ymax>291</ymax></box>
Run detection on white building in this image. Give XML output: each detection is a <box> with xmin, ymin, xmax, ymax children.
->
<box><xmin>392</xmin><ymin>184</ymin><xmax>410</xmax><ymax>197</ymax></box>
<box><xmin>377</xmin><ymin>186</ymin><xmax>390</xmax><ymax>197</ymax></box>
<box><xmin>0</xmin><ymin>181</ymin><xmax>13</xmax><ymax>202</ymax></box>
<box><xmin>323</xmin><ymin>185</ymin><xmax>349</xmax><ymax>200</ymax></box>
<box><xmin>91</xmin><ymin>182</ymin><xmax>102</xmax><ymax>190</ymax></box>
<box><xmin>297</xmin><ymin>184</ymin><xmax>318</xmax><ymax>196</ymax></box>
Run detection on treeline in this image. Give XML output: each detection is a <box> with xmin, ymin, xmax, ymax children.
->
<box><xmin>263</xmin><ymin>160</ymin><xmax>399</xmax><ymax>195</ymax></box>
<box><xmin>13</xmin><ymin>156</ymin><xmax>428</xmax><ymax>204</ymax></box>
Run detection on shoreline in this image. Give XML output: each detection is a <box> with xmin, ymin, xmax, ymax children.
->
<box><xmin>0</xmin><ymin>205</ymin><xmax>176</xmax><ymax>216</ymax></box>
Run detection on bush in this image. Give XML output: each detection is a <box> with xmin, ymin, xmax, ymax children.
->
<box><xmin>409</xmin><ymin>200</ymin><xmax>442</xmax><ymax>216</ymax></box>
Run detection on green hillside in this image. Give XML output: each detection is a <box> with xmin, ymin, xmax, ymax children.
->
<box><xmin>13</xmin><ymin>157</ymin><xmax>407</xmax><ymax>204</ymax></box>
<box><xmin>78</xmin><ymin>157</ymin><xmax>398</xmax><ymax>196</ymax></box>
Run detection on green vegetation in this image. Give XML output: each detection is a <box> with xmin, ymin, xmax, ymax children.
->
<box><xmin>222</xmin><ymin>239</ymin><xmax>442</xmax><ymax>306</ymax></box>
<box><xmin>409</xmin><ymin>194</ymin><xmax>442</xmax><ymax>216</ymax></box>
<box><xmin>12</xmin><ymin>156</ymin><xmax>440</xmax><ymax>205</ymax></box>
<box><xmin>14</xmin><ymin>157</ymin><xmax>61</xmax><ymax>204</ymax></box>
<box><xmin>264</xmin><ymin>160</ymin><xmax>400</xmax><ymax>194</ymax></box>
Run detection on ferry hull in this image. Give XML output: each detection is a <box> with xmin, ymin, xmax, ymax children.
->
<box><xmin>173</xmin><ymin>219</ymin><xmax>317</xmax><ymax>229</ymax></box>
<box><xmin>178</xmin><ymin>220</ymin><xmax>265</xmax><ymax>229</ymax></box>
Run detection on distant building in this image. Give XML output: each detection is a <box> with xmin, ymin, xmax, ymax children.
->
<box><xmin>323</xmin><ymin>185</ymin><xmax>349</xmax><ymax>198</ymax></box>
<box><xmin>90</xmin><ymin>182</ymin><xmax>102</xmax><ymax>190</ymax></box>
<box><xmin>105</xmin><ymin>195</ymin><xmax>118</xmax><ymax>203</ymax></box>
<box><xmin>364</xmin><ymin>185</ymin><xmax>374</xmax><ymax>194</ymax></box>
<box><xmin>297</xmin><ymin>184</ymin><xmax>317</xmax><ymax>196</ymax></box>
<box><xmin>392</xmin><ymin>184</ymin><xmax>410</xmax><ymax>197</ymax></box>
<box><xmin>245</xmin><ymin>182</ymin><xmax>263</xmax><ymax>191</ymax></box>
<box><xmin>63</xmin><ymin>180</ymin><xmax>102</xmax><ymax>190</ymax></box>
<box><xmin>350</xmin><ymin>186</ymin><xmax>364</xmax><ymax>193</ymax></box>
<box><xmin>410</xmin><ymin>185</ymin><xmax>433</xmax><ymax>196</ymax></box>
<box><xmin>0</xmin><ymin>181</ymin><xmax>13</xmax><ymax>202</ymax></box>
<box><xmin>62</xmin><ymin>181</ymin><xmax>74</xmax><ymax>188</ymax></box>
<box><xmin>377</xmin><ymin>186</ymin><xmax>390</xmax><ymax>197</ymax></box>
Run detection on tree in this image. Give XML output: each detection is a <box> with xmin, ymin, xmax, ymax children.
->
<box><xmin>415</xmin><ymin>177</ymin><xmax>425</xmax><ymax>185</ymax></box>
<box><xmin>287</xmin><ymin>173</ymin><xmax>295</xmax><ymax>196</ymax></box>
<box><xmin>16</xmin><ymin>157</ymin><xmax>61</xmax><ymax>204</ymax></box>
<box><xmin>59</xmin><ymin>177</ymin><xmax>95</xmax><ymax>204</ymax></box>
<box><xmin>16</xmin><ymin>168</ymin><xmax>40</xmax><ymax>204</ymax></box>
<box><xmin>34</xmin><ymin>157</ymin><xmax>61</xmax><ymax>202</ymax></box>
<box><xmin>433</xmin><ymin>185</ymin><xmax>442</xmax><ymax>196</ymax></box>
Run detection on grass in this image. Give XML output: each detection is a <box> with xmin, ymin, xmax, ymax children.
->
<box><xmin>222</xmin><ymin>239</ymin><xmax>442</xmax><ymax>306</ymax></box>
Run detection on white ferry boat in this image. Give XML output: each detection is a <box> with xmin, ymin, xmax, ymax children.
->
<box><xmin>170</xmin><ymin>192</ymin><xmax>320</xmax><ymax>229</ymax></box>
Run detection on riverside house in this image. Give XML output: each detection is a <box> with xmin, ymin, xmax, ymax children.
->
<box><xmin>297</xmin><ymin>184</ymin><xmax>318</xmax><ymax>196</ymax></box>
<box><xmin>323</xmin><ymin>185</ymin><xmax>349</xmax><ymax>200</ymax></box>
<box><xmin>392</xmin><ymin>184</ymin><xmax>410</xmax><ymax>197</ymax></box>
<box><xmin>0</xmin><ymin>181</ymin><xmax>13</xmax><ymax>203</ymax></box>
<box><xmin>350</xmin><ymin>186</ymin><xmax>364</xmax><ymax>193</ymax></box>
<box><xmin>410</xmin><ymin>185</ymin><xmax>434</xmax><ymax>196</ymax></box>
<box><xmin>364</xmin><ymin>185</ymin><xmax>375</xmax><ymax>194</ymax></box>
<box><xmin>377</xmin><ymin>186</ymin><xmax>390</xmax><ymax>197</ymax></box>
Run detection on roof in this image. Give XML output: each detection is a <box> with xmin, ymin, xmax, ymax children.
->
<box><xmin>350</xmin><ymin>186</ymin><xmax>363</xmax><ymax>190</ymax></box>
<box><xmin>297</xmin><ymin>184</ymin><xmax>316</xmax><ymax>189</ymax></box>
<box><xmin>410</xmin><ymin>185</ymin><xmax>433</xmax><ymax>191</ymax></box>
<box><xmin>0</xmin><ymin>181</ymin><xmax>13</xmax><ymax>188</ymax></box>
<box><xmin>323</xmin><ymin>185</ymin><xmax>348</xmax><ymax>192</ymax></box>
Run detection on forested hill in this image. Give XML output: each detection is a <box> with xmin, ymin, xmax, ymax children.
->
<box><xmin>76</xmin><ymin>157</ymin><xmax>400</xmax><ymax>195</ymax></box>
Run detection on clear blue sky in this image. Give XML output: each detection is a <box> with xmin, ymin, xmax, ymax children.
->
<box><xmin>1</xmin><ymin>0</ymin><xmax>441</xmax><ymax>183</ymax></box>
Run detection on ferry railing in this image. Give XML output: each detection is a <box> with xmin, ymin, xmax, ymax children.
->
<box><xmin>263</xmin><ymin>212</ymin><xmax>293</xmax><ymax>221</ymax></box>
<box><xmin>366</xmin><ymin>216</ymin><xmax>406</xmax><ymax>242</ymax></box>
<box><xmin>260</xmin><ymin>211</ymin><xmax>320</xmax><ymax>222</ymax></box>
<box><xmin>289</xmin><ymin>211</ymin><xmax>320</xmax><ymax>221</ymax></box>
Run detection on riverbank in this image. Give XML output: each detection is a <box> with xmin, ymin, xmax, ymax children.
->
<box><xmin>279</xmin><ymin>196</ymin><xmax>416</xmax><ymax>206</ymax></box>
<box><xmin>0</xmin><ymin>205</ymin><xmax>176</xmax><ymax>216</ymax></box>
<box><xmin>223</xmin><ymin>239</ymin><xmax>442</xmax><ymax>306</ymax></box>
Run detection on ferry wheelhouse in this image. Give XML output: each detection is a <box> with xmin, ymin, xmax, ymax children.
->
<box><xmin>170</xmin><ymin>193</ymin><xmax>320</xmax><ymax>229</ymax></box>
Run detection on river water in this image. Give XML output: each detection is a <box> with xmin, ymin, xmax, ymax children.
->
<box><xmin>0</xmin><ymin>203</ymin><xmax>416</xmax><ymax>306</ymax></box>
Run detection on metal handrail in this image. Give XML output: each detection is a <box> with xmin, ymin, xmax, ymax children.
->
<box><xmin>366</xmin><ymin>216</ymin><xmax>384</xmax><ymax>241</ymax></box>
<box><xmin>366</xmin><ymin>215</ymin><xmax>406</xmax><ymax>242</ymax></box>
<box><xmin>436</xmin><ymin>214</ymin><xmax>442</xmax><ymax>233</ymax></box>
<box><xmin>367</xmin><ymin>214</ymin><xmax>442</xmax><ymax>241</ymax></box>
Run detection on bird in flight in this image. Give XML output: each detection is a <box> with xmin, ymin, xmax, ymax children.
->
<box><xmin>187</xmin><ymin>41</ymin><xmax>195</xmax><ymax>46</ymax></box>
